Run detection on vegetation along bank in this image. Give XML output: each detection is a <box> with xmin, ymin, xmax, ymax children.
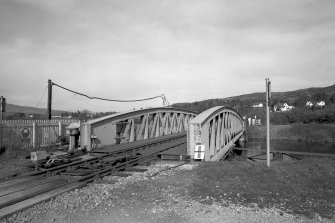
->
<box><xmin>247</xmin><ymin>124</ymin><xmax>335</xmax><ymax>143</ymax></box>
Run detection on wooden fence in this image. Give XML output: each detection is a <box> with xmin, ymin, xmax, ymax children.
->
<box><xmin>0</xmin><ymin>119</ymin><xmax>79</xmax><ymax>149</ymax></box>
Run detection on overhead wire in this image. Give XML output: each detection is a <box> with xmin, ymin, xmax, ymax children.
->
<box><xmin>51</xmin><ymin>81</ymin><xmax>167</xmax><ymax>104</ymax></box>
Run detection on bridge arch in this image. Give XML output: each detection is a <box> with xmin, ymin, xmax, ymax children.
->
<box><xmin>188</xmin><ymin>106</ymin><xmax>244</xmax><ymax>161</ymax></box>
<box><xmin>80</xmin><ymin>107</ymin><xmax>196</xmax><ymax>150</ymax></box>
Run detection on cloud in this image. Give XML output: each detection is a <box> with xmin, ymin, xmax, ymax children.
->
<box><xmin>0</xmin><ymin>0</ymin><xmax>335</xmax><ymax>111</ymax></box>
<box><xmin>13</xmin><ymin>0</ymin><xmax>79</xmax><ymax>13</ymax></box>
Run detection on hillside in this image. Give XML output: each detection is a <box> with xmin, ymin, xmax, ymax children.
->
<box><xmin>172</xmin><ymin>84</ymin><xmax>335</xmax><ymax>114</ymax></box>
<box><xmin>219</xmin><ymin>84</ymin><xmax>335</xmax><ymax>104</ymax></box>
<box><xmin>4</xmin><ymin>103</ymin><xmax>67</xmax><ymax>116</ymax></box>
<box><xmin>237</xmin><ymin>85</ymin><xmax>335</xmax><ymax>102</ymax></box>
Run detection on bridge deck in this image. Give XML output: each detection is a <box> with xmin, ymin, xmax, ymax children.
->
<box><xmin>94</xmin><ymin>132</ymin><xmax>186</xmax><ymax>154</ymax></box>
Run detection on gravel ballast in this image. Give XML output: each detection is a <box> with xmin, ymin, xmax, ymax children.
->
<box><xmin>0</xmin><ymin>161</ymin><xmax>333</xmax><ymax>223</ymax></box>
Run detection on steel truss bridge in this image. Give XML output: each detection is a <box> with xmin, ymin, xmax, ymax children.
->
<box><xmin>80</xmin><ymin>106</ymin><xmax>245</xmax><ymax>161</ymax></box>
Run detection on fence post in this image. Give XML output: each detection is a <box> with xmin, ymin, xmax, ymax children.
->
<box><xmin>32</xmin><ymin>121</ymin><xmax>36</xmax><ymax>149</ymax></box>
<box><xmin>58</xmin><ymin>121</ymin><xmax>62</xmax><ymax>137</ymax></box>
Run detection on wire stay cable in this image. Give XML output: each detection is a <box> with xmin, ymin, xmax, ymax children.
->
<box><xmin>36</xmin><ymin>86</ymin><xmax>48</xmax><ymax>108</ymax></box>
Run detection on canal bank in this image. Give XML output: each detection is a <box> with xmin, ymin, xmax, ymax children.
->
<box><xmin>247</xmin><ymin>124</ymin><xmax>335</xmax><ymax>143</ymax></box>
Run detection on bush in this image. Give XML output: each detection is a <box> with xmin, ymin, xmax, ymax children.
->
<box><xmin>0</xmin><ymin>145</ymin><xmax>21</xmax><ymax>159</ymax></box>
<box><xmin>56</xmin><ymin>136</ymin><xmax>69</xmax><ymax>145</ymax></box>
<box><xmin>271</xmin><ymin>112</ymin><xmax>289</xmax><ymax>125</ymax></box>
<box><xmin>282</xmin><ymin>105</ymin><xmax>335</xmax><ymax>124</ymax></box>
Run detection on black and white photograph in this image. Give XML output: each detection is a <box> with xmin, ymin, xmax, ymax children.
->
<box><xmin>0</xmin><ymin>0</ymin><xmax>334</xmax><ymax>222</ymax></box>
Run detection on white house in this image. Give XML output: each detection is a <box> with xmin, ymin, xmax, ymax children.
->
<box><xmin>316</xmin><ymin>101</ymin><xmax>325</xmax><ymax>107</ymax></box>
<box><xmin>252</xmin><ymin>103</ymin><xmax>263</xmax><ymax>108</ymax></box>
<box><xmin>306</xmin><ymin>101</ymin><xmax>313</xmax><ymax>107</ymax></box>
<box><xmin>274</xmin><ymin>103</ymin><xmax>294</xmax><ymax>112</ymax></box>
<box><xmin>282</xmin><ymin>103</ymin><xmax>294</xmax><ymax>111</ymax></box>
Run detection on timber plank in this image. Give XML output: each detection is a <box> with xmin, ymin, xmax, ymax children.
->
<box><xmin>0</xmin><ymin>177</ymin><xmax>60</xmax><ymax>197</ymax></box>
<box><xmin>0</xmin><ymin>179</ymin><xmax>67</xmax><ymax>209</ymax></box>
<box><xmin>0</xmin><ymin>181</ymin><xmax>86</xmax><ymax>220</ymax></box>
<box><xmin>0</xmin><ymin>176</ymin><xmax>45</xmax><ymax>190</ymax></box>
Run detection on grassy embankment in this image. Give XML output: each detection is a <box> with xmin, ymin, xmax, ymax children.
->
<box><xmin>216</xmin><ymin>124</ymin><xmax>335</xmax><ymax>219</ymax></box>
<box><xmin>247</xmin><ymin>123</ymin><xmax>335</xmax><ymax>143</ymax></box>
<box><xmin>190</xmin><ymin>158</ymin><xmax>335</xmax><ymax>219</ymax></box>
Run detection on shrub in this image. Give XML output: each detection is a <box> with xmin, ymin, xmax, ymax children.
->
<box><xmin>271</xmin><ymin>112</ymin><xmax>289</xmax><ymax>125</ymax></box>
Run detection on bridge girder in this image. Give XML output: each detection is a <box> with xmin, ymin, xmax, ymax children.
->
<box><xmin>80</xmin><ymin>107</ymin><xmax>196</xmax><ymax>150</ymax></box>
<box><xmin>188</xmin><ymin>106</ymin><xmax>244</xmax><ymax>161</ymax></box>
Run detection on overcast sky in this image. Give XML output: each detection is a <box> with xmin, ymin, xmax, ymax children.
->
<box><xmin>0</xmin><ymin>0</ymin><xmax>334</xmax><ymax>112</ymax></box>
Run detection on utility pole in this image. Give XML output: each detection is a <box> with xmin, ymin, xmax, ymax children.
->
<box><xmin>265</xmin><ymin>78</ymin><xmax>271</xmax><ymax>167</ymax></box>
<box><xmin>0</xmin><ymin>96</ymin><xmax>5</xmax><ymax>151</ymax></box>
<box><xmin>48</xmin><ymin>79</ymin><xmax>52</xmax><ymax>120</ymax></box>
<box><xmin>0</xmin><ymin>96</ymin><xmax>4</xmax><ymax>121</ymax></box>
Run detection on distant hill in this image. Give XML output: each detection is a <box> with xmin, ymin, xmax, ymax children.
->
<box><xmin>230</xmin><ymin>84</ymin><xmax>335</xmax><ymax>103</ymax></box>
<box><xmin>172</xmin><ymin>84</ymin><xmax>335</xmax><ymax>114</ymax></box>
<box><xmin>4</xmin><ymin>103</ymin><xmax>67</xmax><ymax>116</ymax></box>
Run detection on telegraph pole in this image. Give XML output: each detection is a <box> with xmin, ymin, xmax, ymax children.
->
<box><xmin>0</xmin><ymin>96</ymin><xmax>5</xmax><ymax>151</ymax></box>
<box><xmin>0</xmin><ymin>96</ymin><xmax>4</xmax><ymax>121</ymax></box>
<box><xmin>48</xmin><ymin>79</ymin><xmax>52</xmax><ymax>120</ymax></box>
<box><xmin>265</xmin><ymin>78</ymin><xmax>271</xmax><ymax>167</ymax></box>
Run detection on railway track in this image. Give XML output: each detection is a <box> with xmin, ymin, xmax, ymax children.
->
<box><xmin>0</xmin><ymin>133</ymin><xmax>187</xmax><ymax>220</ymax></box>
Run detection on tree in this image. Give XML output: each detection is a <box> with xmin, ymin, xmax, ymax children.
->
<box><xmin>6</xmin><ymin>112</ymin><xmax>26</xmax><ymax>120</ymax></box>
<box><xmin>270</xmin><ymin>98</ymin><xmax>279</xmax><ymax>108</ymax></box>
<box><xmin>287</xmin><ymin>108</ymin><xmax>311</xmax><ymax>124</ymax></box>
<box><xmin>61</xmin><ymin>112</ymin><xmax>70</xmax><ymax>117</ymax></box>
<box><xmin>329</xmin><ymin>93</ymin><xmax>335</xmax><ymax>104</ymax></box>
<box><xmin>293</xmin><ymin>94</ymin><xmax>310</xmax><ymax>107</ymax></box>
<box><xmin>312</xmin><ymin>91</ymin><xmax>328</xmax><ymax>102</ymax></box>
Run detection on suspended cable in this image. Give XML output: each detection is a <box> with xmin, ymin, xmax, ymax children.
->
<box><xmin>51</xmin><ymin>81</ymin><xmax>166</xmax><ymax>103</ymax></box>
<box><xmin>36</xmin><ymin>86</ymin><xmax>48</xmax><ymax>108</ymax></box>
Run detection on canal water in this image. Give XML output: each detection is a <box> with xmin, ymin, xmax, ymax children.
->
<box><xmin>236</xmin><ymin>139</ymin><xmax>335</xmax><ymax>161</ymax></box>
<box><xmin>247</xmin><ymin>139</ymin><xmax>335</xmax><ymax>154</ymax></box>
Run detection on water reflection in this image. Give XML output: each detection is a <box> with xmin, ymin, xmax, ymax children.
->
<box><xmin>235</xmin><ymin>139</ymin><xmax>335</xmax><ymax>161</ymax></box>
<box><xmin>247</xmin><ymin>139</ymin><xmax>335</xmax><ymax>154</ymax></box>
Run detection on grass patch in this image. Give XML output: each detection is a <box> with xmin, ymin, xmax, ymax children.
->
<box><xmin>189</xmin><ymin>158</ymin><xmax>335</xmax><ymax>219</ymax></box>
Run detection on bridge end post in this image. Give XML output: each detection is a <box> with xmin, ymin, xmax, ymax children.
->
<box><xmin>80</xmin><ymin>122</ymin><xmax>92</xmax><ymax>151</ymax></box>
<box><xmin>187</xmin><ymin>106</ymin><xmax>244</xmax><ymax>161</ymax></box>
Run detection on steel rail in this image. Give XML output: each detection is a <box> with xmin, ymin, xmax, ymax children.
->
<box><xmin>0</xmin><ymin>134</ymin><xmax>187</xmax><ymax>219</ymax></box>
<box><xmin>0</xmin><ymin>133</ymin><xmax>186</xmax><ymax>182</ymax></box>
<box><xmin>77</xmin><ymin>138</ymin><xmax>186</xmax><ymax>183</ymax></box>
<box><xmin>39</xmin><ymin>133</ymin><xmax>186</xmax><ymax>176</ymax></box>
